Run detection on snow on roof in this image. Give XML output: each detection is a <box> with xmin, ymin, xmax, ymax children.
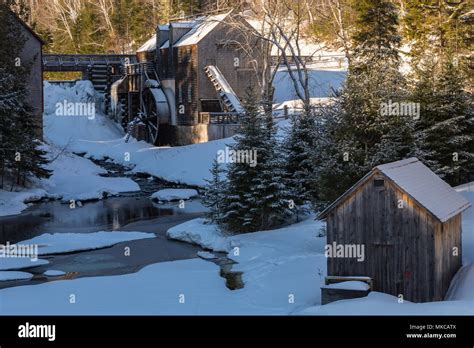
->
<box><xmin>377</xmin><ymin>158</ymin><xmax>471</xmax><ymax>222</ymax></box>
<box><xmin>173</xmin><ymin>11</ymin><xmax>231</xmax><ymax>47</ymax></box>
<box><xmin>137</xmin><ymin>12</ymin><xmax>231</xmax><ymax>52</ymax></box>
<box><xmin>171</xmin><ymin>21</ymin><xmax>198</xmax><ymax>29</ymax></box>
<box><xmin>319</xmin><ymin>158</ymin><xmax>471</xmax><ymax>223</ymax></box>
<box><xmin>137</xmin><ymin>34</ymin><xmax>157</xmax><ymax>52</ymax></box>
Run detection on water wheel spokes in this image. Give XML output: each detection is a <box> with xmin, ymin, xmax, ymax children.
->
<box><xmin>141</xmin><ymin>88</ymin><xmax>160</xmax><ymax>145</ymax></box>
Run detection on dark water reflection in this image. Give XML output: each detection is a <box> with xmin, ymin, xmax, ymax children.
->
<box><xmin>0</xmin><ymin>196</ymin><xmax>206</xmax><ymax>244</ymax></box>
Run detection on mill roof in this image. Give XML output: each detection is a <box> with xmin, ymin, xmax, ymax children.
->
<box><xmin>137</xmin><ymin>11</ymin><xmax>231</xmax><ymax>52</ymax></box>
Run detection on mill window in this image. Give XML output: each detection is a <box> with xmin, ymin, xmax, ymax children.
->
<box><xmin>188</xmin><ymin>85</ymin><xmax>192</xmax><ymax>103</ymax></box>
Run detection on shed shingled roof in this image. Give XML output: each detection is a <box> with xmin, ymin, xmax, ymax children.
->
<box><xmin>318</xmin><ymin>157</ymin><xmax>471</xmax><ymax>223</ymax></box>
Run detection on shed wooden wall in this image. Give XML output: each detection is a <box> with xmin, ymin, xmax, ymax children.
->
<box><xmin>434</xmin><ymin>214</ymin><xmax>462</xmax><ymax>300</ymax></box>
<box><xmin>326</xmin><ymin>171</ymin><xmax>462</xmax><ymax>302</ymax></box>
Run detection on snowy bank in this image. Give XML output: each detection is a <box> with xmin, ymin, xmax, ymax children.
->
<box><xmin>0</xmin><ymin>258</ymin><xmax>49</xmax><ymax>271</ymax></box>
<box><xmin>298</xmin><ymin>292</ymin><xmax>474</xmax><ymax>315</ymax></box>
<box><xmin>0</xmin><ymin>218</ymin><xmax>327</xmax><ymax>315</ymax></box>
<box><xmin>0</xmin><ymin>271</ymin><xmax>33</xmax><ymax>282</ymax></box>
<box><xmin>0</xmin><ymin>188</ymin><xmax>51</xmax><ymax>217</ymax></box>
<box><xmin>0</xmin><ymin>143</ymin><xmax>140</xmax><ymax>217</ymax></box>
<box><xmin>151</xmin><ymin>188</ymin><xmax>199</xmax><ymax>201</ymax></box>
<box><xmin>18</xmin><ymin>231</ymin><xmax>155</xmax><ymax>255</ymax></box>
<box><xmin>41</xmin><ymin>144</ymin><xmax>140</xmax><ymax>202</ymax></box>
<box><xmin>166</xmin><ymin>218</ymin><xmax>230</xmax><ymax>252</ymax></box>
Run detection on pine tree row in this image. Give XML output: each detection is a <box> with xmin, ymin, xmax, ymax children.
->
<box><xmin>203</xmin><ymin>0</ymin><xmax>472</xmax><ymax>234</ymax></box>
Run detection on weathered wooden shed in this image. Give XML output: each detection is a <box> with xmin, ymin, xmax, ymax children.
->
<box><xmin>7</xmin><ymin>10</ymin><xmax>44</xmax><ymax>139</ymax></box>
<box><xmin>318</xmin><ymin>157</ymin><xmax>471</xmax><ymax>303</ymax></box>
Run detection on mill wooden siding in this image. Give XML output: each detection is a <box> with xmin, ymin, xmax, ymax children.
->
<box><xmin>16</xmin><ymin>16</ymin><xmax>43</xmax><ymax>139</ymax></box>
<box><xmin>175</xmin><ymin>45</ymin><xmax>198</xmax><ymax>125</ymax></box>
<box><xmin>197</xmin><ymin>19</ymin><xmax>264</xmax><ymax>108</ymax></box>
<box><xmin>326</xmin><ymin>170</ymin><xmax>462</xmax><ymax>303</ymax></box>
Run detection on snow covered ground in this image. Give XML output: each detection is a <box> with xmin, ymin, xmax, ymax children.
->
<box><xmin>0</xmin><ymin>144</ymin><xmax>140</xmax><ymax>217</ymax></box>
<box><xmin>273</xmin><ymin>66</ymin><xmax>346</xmax><ymax>103</ymax></box>
<box><xmin>167</xmin><ymin>218</ymin><xmax>230</xmax><ymax>252</ymax></box>
<box><xmin>0</xmin><ymin>82</ymin><xmax>140</xmax><ymax>217</ymax></box>
<box><xmin>0</xmin><ymin>189</ymin><xmax>472</xmax><ymax>315</ymax></box>
<box><xmin>0</xmin><ymin>217</ymin><xmax>326</xmax><ymax>315</ymax></box>
<box><xmin>0</xmin><ymin>271</ymin><xmax>33</xmax><ymax>282</ymax></box>
<box><xmin>42</xmin><ymin>81</ymin><xmax>237</xmax><ymax>187</ymax></box>
<box><xmin>41</xmin><ymin>144</ymin><xmax>139</xmax><ymax>202</ymax></box>
<box><xmin>0</xmin><ymin>188</ymin><xmax>51</xmax><ymax>217</ymax></box>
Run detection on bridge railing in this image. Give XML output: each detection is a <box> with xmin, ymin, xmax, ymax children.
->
<box><xmin>199</xmin><ymin>112</ymin><xmax>242</xmax><ymax>125</ymax></box>
<box><xmin>43</xmin><ymin>54</ymin><xmax>137</xmax><ymax>70</ymax></box>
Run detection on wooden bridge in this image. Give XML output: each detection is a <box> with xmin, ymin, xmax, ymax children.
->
<box><xmin>42</xmin><ymin>54</ymin><xmax>137</xmax><ymax>72</ymax></box>
<box><xmin>43</xmin><ymin>53</ymin><xmax>137</xmax><ymax>105</ymax></box>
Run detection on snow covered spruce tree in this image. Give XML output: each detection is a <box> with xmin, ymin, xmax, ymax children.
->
<box><xmin>220</xmin><ymin>90</ymin><xmax>291</xmax><ymax>233</ymax></box>
<box><xmin>412</xmin><ymin>56</ymin><xmax>473</xmax><ymax>186</ymax></box>
<box><xmin>202</xmin><ymin>158</ymin><xmax>226</xmax><ymax>224</ymax></box>
<box><xmin>313</xmin><ymin>0</ymin><xmax>415</xmax><ymax>205</ymax></box>
<box><xmin>282</xmin><ymin>111</ymin><xmax>319</xmax><ymax>216</ymax></box>
<box><xmin>0</xmin><ymin>4</ymin><xmax>51</xmax><ymax>189</ymax></box>
<box><xmin>252</xmin><ymin>104</ymin><xmax>293</xmax><ymax>230</ymax></box>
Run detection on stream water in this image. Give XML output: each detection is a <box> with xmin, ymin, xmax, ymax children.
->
<box><xmin>0</xmin><ymin>160</ymin><xmax>242</xmax><ymax>291</ymax></box>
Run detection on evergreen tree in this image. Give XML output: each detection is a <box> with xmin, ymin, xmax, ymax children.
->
<box><xmin>282</xmin><ymin>111</ymin><xmax>318</xmax><ymax>216</ymax></box>
<box><xmin>313</xmin><ymin>0</ymin><xmax>415</xmax><ymax>205</ymax></box>
<box><xmin>351</xmin><ymin>0</ymin><xmax>401</xmax><ymax>73</ymax></box>
<box><xmin>0</xmin><ymin>4</ymin><xmax>51</xmax><ymax>189</ymax></box>
<box><xmin>221</xmin><ymin>91</ymin><xmax>262</xmax><ymax>232</ymax></box>
<box><xmin>251</xmin><ymin>109</ymin><xmax>293</xmax><ymax>230</ymax></box>
<box><xmin>413</xmin><ymin>57</ymin><xmax>473</xmax><ymax>185</ymax></box>
<box><xmin>221</xmin><ymin>90</ymin><xmax>291</xmax><ymax>233</ymax></box>
<box><xmin>404</xmin><ymin>0</ymin><xmax>472</xmax><ymax>65</ymax></box>
<box><xmin>202</xmin><ymin>157</ymin><xmax>226</xmax><ymax>224</ymax></box>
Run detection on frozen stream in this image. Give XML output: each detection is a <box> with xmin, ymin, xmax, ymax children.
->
<box><xmin>0</xmin><ymin>161</ymin><xmax>211</xmax><ymax>289</ymax></box>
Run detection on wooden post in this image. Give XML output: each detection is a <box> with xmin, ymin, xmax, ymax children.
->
<box><xmin>284</xmin><ymin>105</ymin><xmax>289</xmax><ymax>119</ymax></box>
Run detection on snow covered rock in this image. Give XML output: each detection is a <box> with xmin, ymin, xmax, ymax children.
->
<box><xmin>44</xmin><ymin>270</ymin><xmax>66</xmax><ymax>277</ymax></box>
<box><xmin>151</xmin><ymin>189</ymin><xmax>199</xmax><ymax>201</ymax></box>
<box><xmin>0</xmin><ymin>258</ymin><xmax>49</xmax><ymax>271</ymax></box>
<box><xmin>0</xmin><ymin>271</ymin><xmax>33</xmax><ymax>282</ymax></box>
<box><xmin>322</xmin><ymin>281</ymin><xmax>370</xmax><ymax>291</ymax></box>
<box><xmin>166</xmin><ymin>218</ymin><xmax>230</xmax><ymax>252</ymax></box>
<box><xmin>197</xmin><ymin>251</ymin><xmax>216</xmax><ymax>260</ymax></box>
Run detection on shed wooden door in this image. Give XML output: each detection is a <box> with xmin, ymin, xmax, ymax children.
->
<box><xmin>372</xmin><ymin>245</ymin><xmax>397</xmax><ymax>295</ymax></box>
